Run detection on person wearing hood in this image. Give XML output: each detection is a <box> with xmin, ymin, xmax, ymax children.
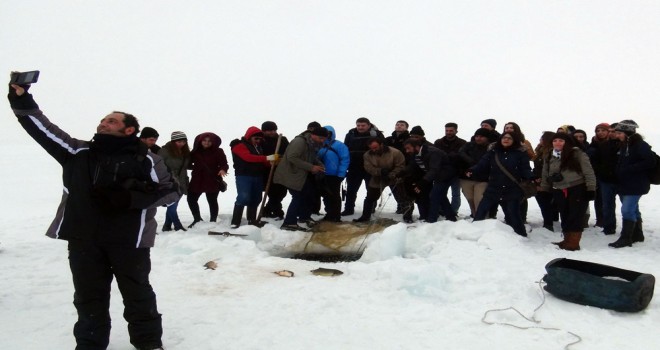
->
<box><xmin>317</xmin><ymin>125</ymin><xmax>350</xmax><ymax>222</ymax></box>
<box><xmin>187</xmin><ymin>132</ymin><xmax>229</xmax><ymax>227</ymax></box>
<box><xmin>608</xmin><ymin>120</ymin><xmax>656</xmax><ymax>248</ymax></box>
<box><xmin>539</xmin><ymin>133</ymin><xmax>597</xmax><ymax>251</ymax></box>
<box><xmin>342</xmin><ymin>117</ymin><xmax>385</xmax><ymax>216</ymax></box>
<box><xmin>229</xmin><ymin>126</ymin><xmax>273</xmax><ymax>228</ymax></box>
<box><xmin>468</xmin><ymin>132</ymin><xmax>533</xmax><ymax>236</ymax></box>
<box><xmin>9</xmin><ymin>83</ymin><xmax>179</xmax><ymax>350</ymax></box>
<box><xmin>158</xmin><ymin>131</ymin><xmax>191</xmax><ymax>232</ymax></box>
<box><xmin>274</xmin><ymin>127</ymin><xmax>329</xmax><ymax>231</ymax></box>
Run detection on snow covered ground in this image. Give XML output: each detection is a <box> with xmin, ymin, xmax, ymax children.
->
<box><xmin>2</xmin><ymin>2</ymin><xmax>660</xmax><ymax>349</ymax></box>
<box><xmin>2</xmin><ymin>139</ymin><xmax>660</xmax><ymax>349</ymax></box>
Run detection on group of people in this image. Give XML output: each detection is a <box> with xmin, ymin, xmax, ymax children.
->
<box><xmin>9</xmin><ymin>78</ymin><xmax>656</xmax><ymax>349</ymax></box>
<box><xmin>138</xmin><ymin>116</ymin><xmax>656</xmax><ymax>255</ymax></box>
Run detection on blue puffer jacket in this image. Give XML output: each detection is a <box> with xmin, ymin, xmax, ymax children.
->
<box><xmin>318</xmin><ymin>125</ymin><xmax>350</xmax><ymax>178</ymax></box>
<box><xmin>470</xmin><ymin>145</ymin><xmax>533</xmax><ymax>201</ymax></box>
<box><xmin>615</xmin><ymin>134</ymin><xmax>656</xmax><ymax>195</ymax></box>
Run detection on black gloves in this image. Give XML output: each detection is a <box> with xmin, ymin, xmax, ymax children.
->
<box><xmin>92</xmin><ymin>186</ymin><xmax>132</xmax><ymax>210</ymax></box>
<box><xmin>7</xmin><ymin>87</ymin><xmax>39</xmax><ymax>110</ymax></box>
<box><xmin>585</xmin><ymin>190</ymin><xmax>596</xmax><ymax>201</ymax></box>
<box><xmin>380</xmin><ymin>168</ymin><xmax>390</xmax><ymax>178</ymax></box>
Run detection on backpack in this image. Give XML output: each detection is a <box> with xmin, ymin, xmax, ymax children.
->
<box><xmin>649</xmin><ymin>151</ymin><xmax>660</xmax><ymax>185</ymax></box>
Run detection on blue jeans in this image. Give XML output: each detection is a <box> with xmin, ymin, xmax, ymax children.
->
<box><xmin>164</xmin><ymin>198</ymin><xmax>182</xmax><ymax>228</ymax></box>
<box><xmin>234</xmin><ymin>175</ymin><xmax>264</xmax><ymax>207</ymax></box>
<box><xmin>428</xmin><ymin>180</ymin><xmax>457</xmax><ymax>222</ymax></box>
<box><xmin>599</xmin><ymin>181</ymin><xmax>617</xmax><ymax>232</ymax></box>
<box><xmin>619</xmin><ymin>194</ymin><xmax>642</xmax><ymax>222</ymax></box>
<box><xmin>283</xmin><ymin>177</ymin><xmax>316</xmax><ymax>225</ymax></box>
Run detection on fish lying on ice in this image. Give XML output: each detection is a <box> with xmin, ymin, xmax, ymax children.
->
<box><xmin>310</xmin><ymin>267</ymin><xmax>343</xmax><ymax>276</ymax></box>
<box><xmin>273</xmin><ymin>270</ymin><xmax>295</xmax><ymax>277</ymax></box>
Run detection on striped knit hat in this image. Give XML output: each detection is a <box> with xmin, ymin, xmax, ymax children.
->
<box><xmin>171</xmin><ymin>131</ymin><xmax>187</xmax><ymax>141</ymax></box>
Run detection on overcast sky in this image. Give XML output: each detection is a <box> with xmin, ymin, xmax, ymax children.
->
<box><xmin>2</xmin><ymin>1</ymin><xmax>660</xmax><ymax>144</ymax></box>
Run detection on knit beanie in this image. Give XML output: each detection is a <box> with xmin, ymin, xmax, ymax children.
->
<box><xmin>261</xmin><ymin>121</ymin><xmax>278</xmax><ymax>131</ymax></box>
<box><xmin>140</xmin><ymin>127</ymin><xmax>159</xmax><ymax>139</ymax></box>
<box><xmin>474</xmin><ymin>128</ymin><xmax>491</xmax><ymax>138</ymax></box>
<box><xmin>307</xmin><ymin>121</ymin><xmax>321</xmax><ymax>129</ymax></box>
<box><xmin>171</xmin><ymin>131</ymin><xmax>187</xmax><ymax>141</ymax></box>
<box><xmin>410</xmin><ymin>125</ymin><xmax>425</xmax><ymax>136</ymax></box>
<box><xmin>481</xmin><ymin>119</ymin><xmax>497</xmax><ymax>129</ymax></box>
<box><xmin>615</xmin><ymin>120</ymin><xmax>638</xmax><ymax>136</ymax></box>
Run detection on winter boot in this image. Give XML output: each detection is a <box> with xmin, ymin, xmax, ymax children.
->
<box><xmin>632</xmin><ymin>219</ymin><xmax>645</xmax><ymax>243</ymax></box>
<box><xmin>552</xmin><ymin>232</ymin><xmax>567</xmax><ymax>246</ymax></box>
<box><xmin>231</xmin><ymin>205</ymin><xmax>244</xmax><ymax>229</ymax></box>
<box><xmin>247</xmin><ymin>206</ymin><xmax>266</xmax><ymax>227</ymax></box>
<box><xmin>558</xmin><ymin>231</ymin><xmax>582</xmax><ymax>251</ymax></box>
<box><xmin>353</xmin><ymin>198</ymin><xmax>373</xmax><ymax>222</ymax></box>
<box><xmin>162</xmin><ymin>216</ymin><xmax>173</xmax><ymax>231</ymax></box>
<box><xmin>173</xmin><ymin>220</ymin><xmax>187</xmax><ymax>232</ymax></box>
<box><xmin>609</xmin><ymin>219</ymin><xmax>635</xmax><ymax>248</ymax></box>
<box><xmin>188</xmin><ymin>218</ymin><xmax>203</xmax><ymax>228</ymax></box>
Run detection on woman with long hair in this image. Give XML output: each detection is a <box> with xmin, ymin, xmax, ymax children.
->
<box><xmin>539</xmin><ymin>133</ymin><xmax>596</xmax><ymax>251</ymax></box>
<box><xmin>468</xmin><ymin>132</ymin><xmax>533</xmax><ymax>236</ymax></box>
<box><xmin>187</xmin><ymin>132</ymin><xmax>229</xmax><ymax>228</ymax></box>
<box><xmin>609</xmin><ymin>120</ymin><xmax>656</xmax><ymax>248</ymax></box>
<box><xmin>157</xmin><ymin>131</ymin><xmax>190</xmax><ymax>231</ymax></box>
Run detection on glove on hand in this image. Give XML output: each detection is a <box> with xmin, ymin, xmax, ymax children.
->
<box><xmin>267</xmin><ymin>154</ymin><xmax>280</xmax><ymax>162</ymax></box>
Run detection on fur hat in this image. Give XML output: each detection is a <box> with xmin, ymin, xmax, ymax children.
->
<box><xmin>171</xmin><ymin>131</ymin><xmax>187</xmax><ymax>141</ymax></box>
<box><xmin>140</xmin><ymin>127</ymin><xmax>159</xmax><ymax>139</ymax></box>
<box><xmin>311</xmin><ymin>126</ymin><xmax>329</xmax><ymax>137</ymax></box>
<box><xmin>410</xmin><ymin>125</ymin><xmax>425</xmax><ymax>136</ymax></box>
<box><xmin>261</xmin><ymin>121</ymin><xmax>278</xmax><ymax>131</ymax></box>
<box><xmin>481</xmin><ymin>119</ymin><xmax>497</xmax><ymax>129</ymax></box>
<box><xmin>615</xmin><ymin>120</ymin><xmax>638</xmax><ymax>135</ymax></box>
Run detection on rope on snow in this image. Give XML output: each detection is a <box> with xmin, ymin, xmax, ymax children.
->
<box><xmin>481</xmin><ymin>277</ymin><xmax>582</xmax><ymax>350</ymax></box>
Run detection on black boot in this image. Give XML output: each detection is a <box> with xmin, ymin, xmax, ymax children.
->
<box><xmin>247</xmin><ymin>206</ymin><xmax>266</xmax><ymax>227</ymax></box>
<box><xmin>632</xmin><ymin>219</ymin><xmax>645</xmax><ymax>243</ymax></box>
<box><xmin>353</xmin><ymin>198</ymin><xmax>373</xmax><ymax>222</ymax></box>
<box><xmin>609</xmin><ymin>219</ymin><xmax>635</xmax><ymax>248</ymax></box>
<box><xmin>231</xmin><ymin>205</ymin><xmax>244</xmax><ymax>229</ymax></box>
<box><xmin>188</xmin><ymin>217</ymin><xmax>203</xmax><ymax>228</ymax></box>
<box><xmin>173</xmin><ymin>221</ymin><xmax>187</xmax><ymax>232</ymax></box>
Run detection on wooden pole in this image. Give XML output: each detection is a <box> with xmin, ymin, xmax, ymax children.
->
<box><xmin>257</xmin><ymin>133</ymin><xmax>283</xmax><ymax>222</ymax></box>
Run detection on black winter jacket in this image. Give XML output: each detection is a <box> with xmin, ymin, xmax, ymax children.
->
<box><xmin>11</xmin><ymin>93</ymin><xmax>179</xmax><ymax>248</ymax></box>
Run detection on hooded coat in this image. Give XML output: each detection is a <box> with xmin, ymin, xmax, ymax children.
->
<box><xmin>188</xmin><ymin>132</ymin><xmax>229</xmax><ymax>193</ymax></box>
<box><xmin>318</xmin><ymin>125</ymin><xmax>350</xmax><ymax>178</ymax></box>
<box><xmin>231</xmin><ymin>126</ymin><xmax>270</xmax><ymax>176</ymax></box>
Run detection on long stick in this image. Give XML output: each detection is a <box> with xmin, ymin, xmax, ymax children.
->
<box><xmin>257</xmin><ymin>133</ymin><xmax>283</xmax><ymax>222</ymax></box>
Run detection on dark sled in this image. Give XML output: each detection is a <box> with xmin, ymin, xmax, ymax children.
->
<box><xmin>543</xmin><ymin>258</ymin><xmax>655</xmax><ymax>312</ymax></box>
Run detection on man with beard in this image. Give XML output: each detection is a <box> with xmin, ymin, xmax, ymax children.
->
<box><xmin>8</xmin><ymin>82</ymin><xmax>178</xmax><ymax>350</ymax></box>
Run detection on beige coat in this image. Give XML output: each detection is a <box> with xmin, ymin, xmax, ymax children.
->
<box><xmin>363</xmin><ymin>146</ymin><xmax>406</xmax><ymax>189</ymax></box>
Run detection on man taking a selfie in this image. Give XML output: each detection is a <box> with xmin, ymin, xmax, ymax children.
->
<box><xmin>8</xmin><ymin>78</ymin><xmax>179</xmax><ymax>350</ymax></box>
